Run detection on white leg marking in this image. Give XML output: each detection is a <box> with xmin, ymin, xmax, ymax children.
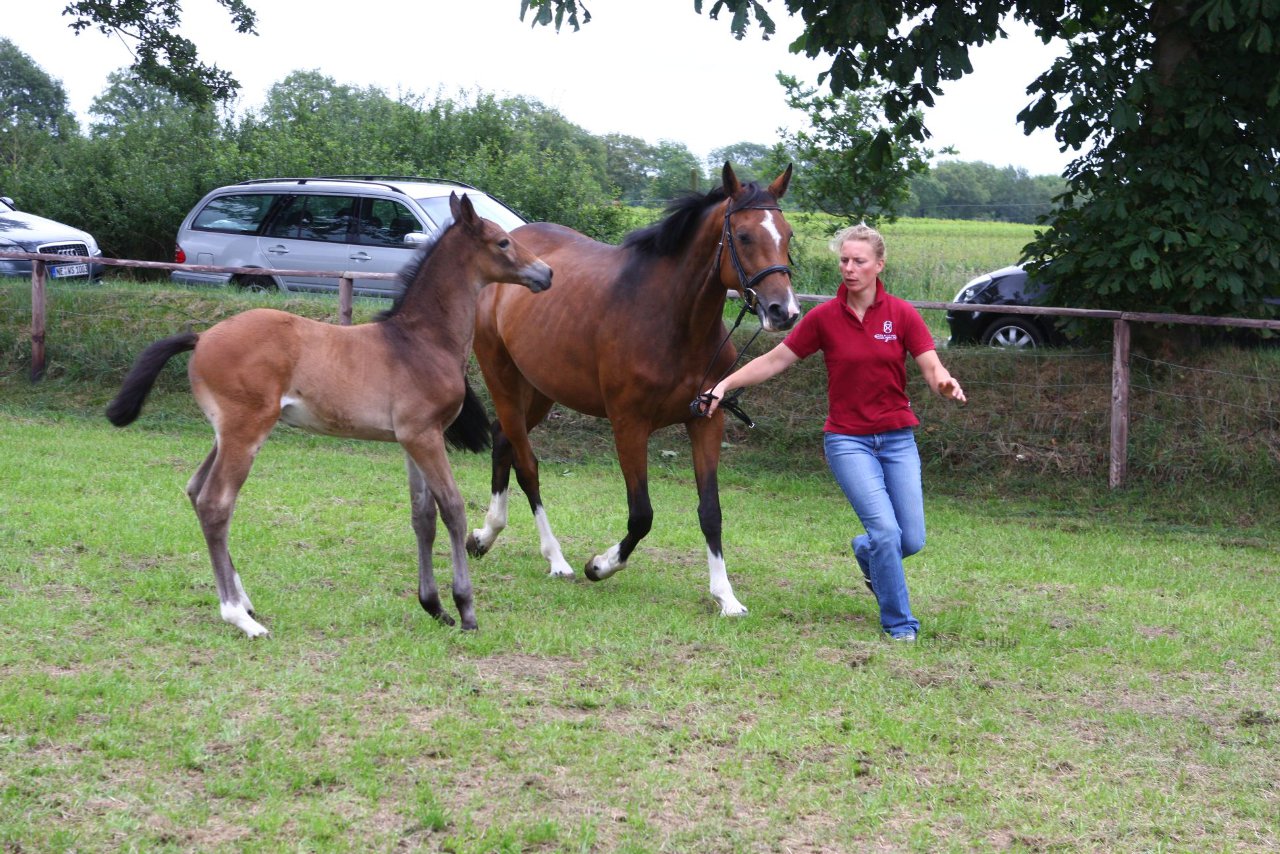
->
<box><xmin>588</xmin><ymin>543</ymin><xmax>625</xmax><ymax>580</ymax></box>
<box><xmin>470</xmin><ymin>490</ymin><xmax>509</xmax><ymax>553</ymax></box>
<box><xmin>232</xmin><ymin>573</ymin><xmax>254</xmax><ymax>615</ymax></box>
<box><xmin>708</xmin><ymin>548</ymin><xmax>747</xmax><ymax>616</ymax></box>
<box><xmin>220</xmin><ymin>601</ymin><xmax>269</xmax><ymax>637</ymax></box>
<box><xmin>535</xmin><ymin>507</ymin><xmax>575</xmax><ymax>577</ymax></box>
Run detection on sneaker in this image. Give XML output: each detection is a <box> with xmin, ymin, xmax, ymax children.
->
<box><xmin>889</xmin><ymin>632</ymin><xmax>917</xmax><ymax>643</ymax></box>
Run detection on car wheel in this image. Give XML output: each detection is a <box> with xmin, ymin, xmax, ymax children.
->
<box><xmin>235</xmin><ymin>274</ymin><xmax>278</xmax><ymax>293</ymax></box>
<box><xmin>980</xmin><ymin>317</ymin><xmax>1045</xmax><ymax>349</ymax></box>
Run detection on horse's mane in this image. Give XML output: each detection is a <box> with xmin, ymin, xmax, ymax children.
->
<box><xmin>376</xmin><ymin>220</ymin><xmax>456</xmax><ymax>321</ymax></box>
<box><xmin>620</xmin><ymin>180</ymin><xmax>776</xmax><ymax>259</ymax></box>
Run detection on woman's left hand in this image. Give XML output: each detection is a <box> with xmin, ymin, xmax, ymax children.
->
<box><xmin>938</xmin><ymin>377</ymin><xmax>966</xmax><ymax>403</ymax></box>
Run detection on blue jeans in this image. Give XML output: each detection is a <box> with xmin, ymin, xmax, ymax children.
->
<box><xmin>823</xmin><ymin>429</ymin><xmax>925</xmax><ymax>637</ymax></box>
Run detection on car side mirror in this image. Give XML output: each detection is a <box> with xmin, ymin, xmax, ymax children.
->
<box><xmin>403</xmin><ymin>231</ymin><xmax>432</xmax><ymax>246</ymax></box>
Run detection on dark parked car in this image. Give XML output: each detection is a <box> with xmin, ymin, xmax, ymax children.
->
<box><xmin>0</xmin><ymin>195</ymin><xmax>104</xmax><ymax>280</ymax></box>
<box><xmin>948</xmin><ymin>263</ymin><xmax>1279</xmax><ymax>349</ymax></box>
<box><xmin>946</xmin><ymin>264</ymin><xmax>1063</xmax><ymax>349</ymax></box>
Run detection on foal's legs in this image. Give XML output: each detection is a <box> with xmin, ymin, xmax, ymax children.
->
<box><xmin>405</xmin><ymin>454</ymin><xmax>451</xmax><ymax>627</ymax></box>
<box><xmin>687</xmin><ymin>414</ymin><xmax>746</xmax><ymax>616</ymax></box>
<box><xmin>186</xmin><ymin>426</ymin><xmax>273</xmax><ymax>638</ymax></box>
<box><xmin>467</xmin><ymin>393</ymin><xmax>574</xmax><ymax>578</ymax></box>
<box><xmin>403</xmin><ymin>436</ymin><xmax>477</xmax><ymax>630</ymax></box>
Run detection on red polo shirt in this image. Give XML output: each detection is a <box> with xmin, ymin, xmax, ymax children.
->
<box><xmin>782</xmin><ymin>280</ymin><xmax>936</xmax><ymax>435</ymax></box>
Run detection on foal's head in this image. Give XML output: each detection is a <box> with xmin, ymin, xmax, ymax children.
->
<box><xmin>447</xmin><ymin>192</ymin><xmax>552</xmax><ymax>293</ymax></box>
<box><xmin>386</xmin><ymin>193</ymin><xmax>551</xmax><ymax>318</ymax></box>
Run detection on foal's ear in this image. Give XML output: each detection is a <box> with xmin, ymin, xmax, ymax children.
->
<box><xmin>721</xmin><ymin>162</ymin><xmax>742</xmax><ymax>196</ymax></box>
<box><xmin>768</xmin><ymin>164</ymin><xmax>793</xmax><ymax>200</ymax></box>
<box><xmin>450</xmin><ymin>192</ymin><xmax>479</xmax><ymax>230</ymax></box>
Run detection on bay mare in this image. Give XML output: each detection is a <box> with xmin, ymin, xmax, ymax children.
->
<box><xmin>105</xmin><ymin>194</ymin><xmax>551</xmax><ymax>637</ymax></box>
<box><xmin>468</xmin><ymin>164</ymin><xmax>798</xmax><ymax>615</ymax></box>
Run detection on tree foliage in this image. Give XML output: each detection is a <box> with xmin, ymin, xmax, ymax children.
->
<box><xmin>62</xmin><ymin>0</ymin><xmax>257</xmax><ymax>104</ymax></box>
<box><xmin>907</xmin><ymin>161</ymin><xmax>1062</xmax><ymax>223</ymax></box>
<box><xmin>0</xmin><ymin>38</ymin><xmax>76</xmax><ymax>137</ymax></box>
<box><xmin>525</xmin><ymin>0</ymin><xmax>1280</xmax><ymax>320</ymax></box>
<box><xmin>775</xmin><ymin>72</ymin><xmax>930</xmax><ymax>223</ymax></box>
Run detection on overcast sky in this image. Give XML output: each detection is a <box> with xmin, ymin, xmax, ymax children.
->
<box><xmin>12</xmin><ymin>0</ymin><xmax>1075</xmax><ymax>176</ymax></box>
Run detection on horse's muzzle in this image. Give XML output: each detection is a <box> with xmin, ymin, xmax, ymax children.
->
<box><xmin>523</xmin><ymin>262</ymin><xmax>553</xmax><ymax>293</ymax></box>
<box><xmin>759</xmin><ymin>298</ymin><xmax>800</xmax><ymax>332</ymax></box>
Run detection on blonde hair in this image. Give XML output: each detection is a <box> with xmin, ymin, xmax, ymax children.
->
<box><xmin>829</xmin><ymin>223</ymin><xmax>886</xmax><ymax>261</ymax></box>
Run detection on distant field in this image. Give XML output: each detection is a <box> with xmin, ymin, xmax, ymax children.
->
<box><xmin>781</xmin><ymin>214</ymin><xmax>1037</xmax><ymax>341</ymax></box>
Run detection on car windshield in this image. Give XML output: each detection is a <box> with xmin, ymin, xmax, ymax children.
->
<box><xmin>416</xmin><ymin>194</ymin><xmax>525</xmax><ymax>233</ymax></box>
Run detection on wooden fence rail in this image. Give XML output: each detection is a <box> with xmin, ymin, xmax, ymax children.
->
<box><xmin>5</xmin><ymin>250</ymin><xmax>1280</xmax><ymax>489</ymax></box>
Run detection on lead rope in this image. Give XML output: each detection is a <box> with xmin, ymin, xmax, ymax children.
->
<box><xmin>690</xmin><ymin>294</ymin><xmax>764</xmax><ymax>428</ymax></box>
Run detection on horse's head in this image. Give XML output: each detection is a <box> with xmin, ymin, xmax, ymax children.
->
<box><xmin>450</xmin><ymin>193</ymin><xmax>552</xmax><ymax>293</ymax></box>
<box><xmin>716</xmin><ymin>163</ymin><xmax>800</xmax><ymax>332</ymax></box>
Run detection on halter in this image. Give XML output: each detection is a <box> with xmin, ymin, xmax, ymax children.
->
<box><xmin>690</xmin><ymin>199</ymin><xmax>793</xmax><ymax>427</ymax></box>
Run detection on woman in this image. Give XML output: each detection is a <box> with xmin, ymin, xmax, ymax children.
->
<box><xmin>703</xmin><ymin>224</ymin><xmax>966</xmax><ymax>641</ymax></box>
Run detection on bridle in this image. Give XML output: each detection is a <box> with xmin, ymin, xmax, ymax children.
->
<box><xmin>691</xmin><ymin>199</ymin><xmax>794</xmax><ymax>427</ymax></box>
<box><xmin>709</xmin><ymin>200</ymin><xmax>793</xmax><ymax>316</ymax></box>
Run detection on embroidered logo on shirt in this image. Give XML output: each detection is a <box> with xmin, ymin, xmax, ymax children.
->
<box><xmin>874</xmin><ymin>320</ymin><xmax>898</xmax><ymax>342</ymax></box>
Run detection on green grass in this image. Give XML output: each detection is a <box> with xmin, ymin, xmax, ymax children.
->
<box><xmin>1</xmin><ymin>226</ymin><xmax>1277</xmax><ymax>848</ymax></box>
<box><xmin>1</xmin><ymin>409</ymin><xmax>1277</xmax><ymax>851</ymax></box>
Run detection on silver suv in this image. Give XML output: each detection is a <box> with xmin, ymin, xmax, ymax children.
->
<box><xmin>170</xmin><ymin>176</ymin><xmax>526</xmax><ymax>296</ymax></box>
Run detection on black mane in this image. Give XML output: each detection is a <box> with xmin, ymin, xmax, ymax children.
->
<box><xmin>619</xmin><ymin>180</ymin><xmax>776</xmax><ymax>259</ymax></box>
<box><xmin>376</xmin><ymin>220</ymin><xmax>456</xmax><ymax>321</ymax></box>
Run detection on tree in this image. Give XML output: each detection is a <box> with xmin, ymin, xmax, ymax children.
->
<box><xmin>62</xmin><ymin>0</ymin><xmax>257</xmax><ymax>103</ymax></box>
<box><xmin>776</xmin><ymin>72</ymin><xmax>931</xmax><ymax>223</ymax></box>
<box><xmin>523</xmin><ymin>1</ymin><xmax>1280</xmax><ymax>319</ymax></box>
<box><xmin>706</xmin><ymin>142</ymin><xmax>772</xmax><ymax>181</ymax></box>
<box><xmin>0</xmin><ymin>38</ymin><xmax>76</xmax><ymax>136</ymax></box>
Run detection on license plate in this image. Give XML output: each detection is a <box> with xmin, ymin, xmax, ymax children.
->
<box><xmin>51</xmin><ymin>264</ymin><xmax>89</xmax><ymax>278</ymax></box>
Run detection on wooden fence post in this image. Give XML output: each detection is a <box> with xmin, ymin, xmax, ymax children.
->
<box><xmin>30</xmin><ymin>260</ymin><xmax>47</xmax><ymax>382</ymax></box>
<box><xmin>1109</xmin><ymin>318</ymin><xmax>1131</xmax><ymax>489</ymax></box>
<box><xmin>339</xmin><ymin>276</ymin><xmax>353</xmax><ymax>326</ymax></box>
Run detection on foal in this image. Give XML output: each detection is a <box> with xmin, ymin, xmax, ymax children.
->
<box><xmin>106</xmin><ymin>193</ymin><xmax>551</xmax><ymax>636</ymax></box>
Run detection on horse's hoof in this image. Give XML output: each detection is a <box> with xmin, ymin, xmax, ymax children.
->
<box><xmin>584</xmin><ymin>560</ymin><xmax>601</xmax><ymax>582</ymax></box>
<box><xmin>461</xmin><ymin>619</ymin><xmax>478</xmax><ymax>632</ymax></box>
<box><xmin>720</xmin><ymin>604</ymin><xmax>749</xmax><ymax>617</ymax></box>
<box><xmin>465</xmin><ymin>532</ymin><xmax>488</xmax><ymax>558</ymax></box>
<box><xmin>433</xmin><ymin>611</ymin><xmax>456</xmax><ymax>627</ymax></box>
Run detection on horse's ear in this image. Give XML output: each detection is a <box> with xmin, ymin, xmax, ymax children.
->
<box><xmin>768</xmin><ymin>164</ymin><xmax>793</xmax><ymax>200</ymax></box>
<box><xmin>452</xmin><ymin>192</ymin><xmax>479</xmax><ymax>229</ymax></box>
<box><xmin>722</xmin><ymin>162</ymin><xmax>742</xmax><ymax>196</ymax></box>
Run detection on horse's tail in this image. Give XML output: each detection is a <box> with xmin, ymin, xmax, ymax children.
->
<box><xmin>105</xmin><ymin>332</ymin><xmax>199</xmax><ymax>427</ymax></box>
<box><xmin>444</xmin><ymin>379</ymin><xmax>492</xmax><ymax>453</ymax></box>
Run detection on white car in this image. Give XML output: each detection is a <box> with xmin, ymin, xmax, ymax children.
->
<box><xmin>170</xmin><ymin>176</ymin><xmax>527</xmax><ymax>296</ymax></box>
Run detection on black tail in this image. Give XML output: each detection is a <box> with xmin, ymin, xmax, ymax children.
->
<box><xmin>444</xmin><ymin>379</ymin><xmax>493</xmax><ymax>453</ymax></box>
<box><xmin>105</xmin><ymin>332</ymin><xmax>199</xmax><ymax>426</ymax></box>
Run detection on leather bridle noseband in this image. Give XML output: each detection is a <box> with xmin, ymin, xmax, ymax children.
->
<box><xmin>691</xmin><ymin>199</ymin><xmax>794</xmax><ymax>426</ymax></box>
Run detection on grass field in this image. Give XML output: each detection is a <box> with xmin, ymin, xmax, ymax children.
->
<box><xmin>1</xmin><ymin>215</ymin><xmax>1277</xmax><ymax>850</ymax></box>
<box><xmin>2</xmin><ymin>409</ymin><xmax>1277</xmax><ymax>851</ymax></box>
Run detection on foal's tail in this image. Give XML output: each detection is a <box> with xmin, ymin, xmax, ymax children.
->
<box><xmin>444</xmin><ymin>379</ymin><xmax>493</xmax><ymax>453</ymax></box>
<box><xmin>105</xmin><ymin>332</ymin><xmax>199</xmax><ymax>427</ymax></box>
